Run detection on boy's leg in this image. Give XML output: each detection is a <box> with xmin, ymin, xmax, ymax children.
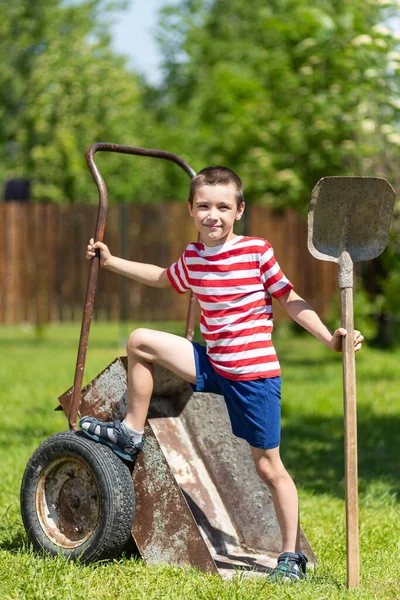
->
<box><xmin>251</xmin><ymin>445</ymin><xmax>307</xmax><ymax>581</ymax></box>
<box><xmin>124</xmin><ymin>328</ymin><xmax>197</xmax><ymax>431</ymax></box>
<box><xmin>80</xmin><ymin>328</ymin><xmax>197</xmax><ymax>460</ymax></box>
<box><xmin>250</xmin><ymin>446</ymin><xmax>300</xmax><ymax>553</ymax></box>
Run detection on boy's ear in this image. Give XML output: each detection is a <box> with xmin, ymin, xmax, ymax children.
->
<box><xmin>235</xmin><ymin>202</ymin><xmax>245</xmax><ymax>220</ymax></box>
<box><xmin>187</xmin><ymin>201</ymin><xmax>193</xmax><ymax>216</ymax></box>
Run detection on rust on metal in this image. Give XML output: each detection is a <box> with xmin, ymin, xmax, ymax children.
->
<box><xmin>149</xmin><ymin>391</ymin><xmax>315</xmax><ymax>559</ymax></box>
<box><xmin>58</xmin><ymin>358</ymin><xmax>189</xmax><ymax>421</ymax></box>
<box><xmin>60</xmin><ymin>143</ymin><xmax>320</xmax><ymax>574</ymax></box>
<box><xmin>60</xmin><ymin>358</ymin><xmax>128</xmax><ymax>421</ymax></box>
<box><xmin>132</xmin><ymin>427</ymin><xmax>218</xmax><ymax>572</ymax></box>
<box><xmin>309</xmin><ymin>177</ymin><xmax>395</xmax><ymax>267</ymax></box>
<box><xmin>60</xmin><ymin>359</ymin><xmax>218</xmax><ymax>572</ymax></box>
<box><xmin>60</xmin><ymin>359</ymin><xmax>317</xmax><ymax>572</ymax></box>
<box><xmin>36</xmin><ymin>456</ymin><xmax>99</xmax><ymax>548</ymax></box>
<box><xmin>68</xmin><ymin>144</ymin><xmax>197</xmax><ymax>430</ymax></box>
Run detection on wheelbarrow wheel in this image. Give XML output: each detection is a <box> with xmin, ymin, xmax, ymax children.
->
<box><xmin>20</xmin><ymin>430</ymin><xmax>135</xmax><ymax>563</ymax></box>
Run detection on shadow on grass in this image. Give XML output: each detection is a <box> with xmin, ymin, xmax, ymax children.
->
<box><xmin>281</xmin><ymin>406</ymin><xmax>400</xmax><ymax>500</ymax></box>
<box><xmin>0</xmin><ymin>529</ymin><xmax>142</xmax><ymax>562</ymax></box>
<box><xmin>0</xmin><ymin>529</ymin><xmax>29</xmax><ymax>552</ymax></box>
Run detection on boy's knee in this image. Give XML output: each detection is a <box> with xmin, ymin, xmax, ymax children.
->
<box><xmin>255</xmin><ymin>457</ymin><xmax>287</xmax><ymax>488</ymax></box>
<box><xmin>127</xmin><ymin>328</ymin><xmax>152</xmax><ymax>355</ymax></box>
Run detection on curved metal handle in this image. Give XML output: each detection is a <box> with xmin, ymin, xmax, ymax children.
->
<box><xmin>68</xmin><ymin>143</ymin><xmax>197</xmax><ymax>430</ymax></box>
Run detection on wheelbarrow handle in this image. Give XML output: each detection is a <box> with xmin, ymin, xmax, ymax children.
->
<box><xmin>68</xmin><ymin>143</ymin><xmax>197</xmax><ymax>430</ymax></box>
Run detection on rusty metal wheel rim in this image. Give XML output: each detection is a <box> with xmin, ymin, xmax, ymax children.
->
<box><xmin>36</xmin><ymin>456</ymin><xmax>100</xmax><ymax>549</ymax></box>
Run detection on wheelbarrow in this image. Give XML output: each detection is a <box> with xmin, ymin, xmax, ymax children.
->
<box><xmin>20</xmin><ymin>144</ymin><xmax>317</xmax><ymax>576</ymax></box>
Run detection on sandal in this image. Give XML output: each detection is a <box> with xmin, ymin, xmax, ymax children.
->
<box><xmin>79</xmin><ymin>416</ymin><xmax>144</xmax><ymax>462</ymax></box>
<box><xmin>268</xmin><ymin>551</ymin><xmax>308</xmax><ymax>582</ymax></box>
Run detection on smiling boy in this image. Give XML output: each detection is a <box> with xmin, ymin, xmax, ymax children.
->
<box><xmin>80</xmin><ymin>166</ymin><xmax>363</xmax><ymax>581</ymax></box>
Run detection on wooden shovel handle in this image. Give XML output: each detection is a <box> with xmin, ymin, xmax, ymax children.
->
<box><xmin>340</xmin><ymin>286</ymin><xmax>360</xmax><ymax>588</ymax></box>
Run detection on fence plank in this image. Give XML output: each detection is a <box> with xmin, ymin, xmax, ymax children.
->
<box><xmin>0</xmin><ymin>202</ymin><xmax>338</xmax><ymax>324</ymax></box>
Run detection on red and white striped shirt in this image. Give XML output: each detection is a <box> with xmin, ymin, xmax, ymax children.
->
<box><xmin>167</xmin><ymin>236</ymin><xmax>293</xmax><ymax>381</ymax></box>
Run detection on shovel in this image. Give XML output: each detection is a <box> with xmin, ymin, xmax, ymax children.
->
<box><xmin>308</xmin><ymin>176</ymin><xmax>395</xmax><ymax>589</ymax></box>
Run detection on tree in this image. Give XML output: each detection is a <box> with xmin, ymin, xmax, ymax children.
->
<box><xmin>154</xmin><ymin>0</ymin><xmax>400</xmax><ymax>208</ymax></box>
<box><xmin>148</xmin><ymin>0</ymin><xmax>400</xmax><ymax>344</ymax></box>
<box><xmin>0</xmin><ymin>0</ymin><xmax>160</xmax><ymax>202</ymax></box>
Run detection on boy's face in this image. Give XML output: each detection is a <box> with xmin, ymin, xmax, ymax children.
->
<box><xmin>188</xmin><ymin>184</ymin><xmax>245</xmax><ymax>247</ymax></box>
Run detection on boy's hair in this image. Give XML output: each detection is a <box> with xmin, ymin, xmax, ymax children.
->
<box><xmin>188</xmin><ymin>166</ymin><xmax>244</xmax><ymax>207</ymax></box>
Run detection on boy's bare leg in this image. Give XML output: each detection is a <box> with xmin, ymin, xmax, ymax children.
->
<box><xmin>250</xmin><ymin>446</ymin><xmax>301</xmax><ymax>553</ymax></box>
<box><xmin>124</xmin><ymin>328</ymin><xmax>197</xmax><ymax>431</ymax></box>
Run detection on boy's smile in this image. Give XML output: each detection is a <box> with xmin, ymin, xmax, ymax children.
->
<box><xmin>188</xmin><ymin>184</ymin><xmax>245</xmax><ymax>247</ymax></box>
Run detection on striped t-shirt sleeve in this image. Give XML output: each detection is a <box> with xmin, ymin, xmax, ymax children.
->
<box><xmin>260</xmin><ymin>244</ymin><xmax>293</xmax><ymax>298</ymax></box>
<box><xmin>167</xmin><ymin>252</ymin><xmax>190</xmax><ymax>294</ymax></box>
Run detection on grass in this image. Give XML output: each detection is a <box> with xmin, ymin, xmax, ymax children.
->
<box><xmin>0</xmin><ymin>321</ymin><xmax>399</xmax><ymax>599</ymax></box>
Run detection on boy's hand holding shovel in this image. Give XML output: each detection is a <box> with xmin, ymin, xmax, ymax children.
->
<box><xmin>329</xmin><ymin>328</ymin><xmax>364</xmax><ymax>353</ymax></box>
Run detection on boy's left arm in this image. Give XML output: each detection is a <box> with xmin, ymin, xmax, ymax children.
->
<box><xmin>277</xmin><ymin>289</ymin><xmax>364</xmax><ymax>352</ymax></box>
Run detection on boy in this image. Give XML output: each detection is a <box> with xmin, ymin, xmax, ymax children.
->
<box><xmin>80</xmin><ymin>166</ymin><xmax>363</xmax><ymax>582</ymax></box>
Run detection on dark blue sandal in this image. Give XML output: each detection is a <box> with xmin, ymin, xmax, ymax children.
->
<box><xmin>79</xmin><ymin>416</ymin><xmax>144</xmax><ymax>462</ymax></box>
<box><xmin>268</xmin><ymin>552</ymin><xmax>308</xmax><ymax>582</ymax></box>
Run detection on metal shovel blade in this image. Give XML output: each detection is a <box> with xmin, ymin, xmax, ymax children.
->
<box><xmin>308</xmin><ymin>177</ymin><xmax>395</xmax><ymax>265</ymax></box>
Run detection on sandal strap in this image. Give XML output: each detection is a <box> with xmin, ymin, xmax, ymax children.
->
<box><xmin>87</xmin><ymin>420</ymin><xmax>99</xmax><ymax>435</ymax></box>
<box><xmin>99</xmin><ymin>424</ymin><xmax>110</xmax><ymax>438</ymax></box>
<box><xmin>86</xmin><ymin>418</ymin><xmax>121</xmax><ymax>437</ymax></box>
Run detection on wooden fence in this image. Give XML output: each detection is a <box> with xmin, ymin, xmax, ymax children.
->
<box><xmin>0</xmin><ymin>202</ymin><xmax>338</xmax><ymax>325</ymax></box>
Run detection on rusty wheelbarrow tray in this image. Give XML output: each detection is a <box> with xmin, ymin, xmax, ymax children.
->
<box><xmin>21</xmin><ymin>144</ymin><xmax>316</xmax><ymax>576</ymax></box>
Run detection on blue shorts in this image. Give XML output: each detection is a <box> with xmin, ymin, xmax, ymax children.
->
<box><xmin>191</xmin><ymin>343</ymin><xmax>281</xmax><ymax>449</ymax></box>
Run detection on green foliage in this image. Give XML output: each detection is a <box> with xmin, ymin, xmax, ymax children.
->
<box><xmin>0</xmin><ymin>0</ymin><xmax>161</xmax><ymax>202</ymax></box>
<box><xmin>370</xmin><ymin>215</ymin><xmax>400</xmax><ymax>345</ymax></box>
<box><xmin>323</xmin><ymin>281</ymin><xmax>381</xmax><ymax>341</ymax></box>
<box><xmin>379</xmin><ymin>205</ymin><xmax>400</xmax><ymax>312</ymax></box>
<box><xmin>154</xmin><ymin>0</ymin><xmax>400</xmax><ymax>207</ymax></box>
<box><xmin>3</xmin><ymin>0</ymin><xmax>400</xmax><ymax>210</ymax></box>
<box><xmin>149</xmin><ymin>0</ymin><xmax>400</xmax><ymax>343</ymax></box>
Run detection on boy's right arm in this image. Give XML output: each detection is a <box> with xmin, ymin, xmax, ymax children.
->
<box><xmin>86</xmin><ymin>238</ymin><xmax>171</xmax><ymax>288</ymax></box>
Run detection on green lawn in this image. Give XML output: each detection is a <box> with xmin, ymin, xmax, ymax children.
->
<box><xmin>0</xmin><ymin>322</ymin><xmax>399</xmax><ymax>599</ymax></box>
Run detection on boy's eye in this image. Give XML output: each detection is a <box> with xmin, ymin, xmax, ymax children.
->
<box><xmin>196</xmin><ymin>204</ymin><xmax>232</xmax><ymax>210</ymax></box>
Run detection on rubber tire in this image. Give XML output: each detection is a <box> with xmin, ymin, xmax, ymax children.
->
<box><xmin>20</xmin><ymin>431</ymin><xmax>135</xmax><ymax>563</ymax></box>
